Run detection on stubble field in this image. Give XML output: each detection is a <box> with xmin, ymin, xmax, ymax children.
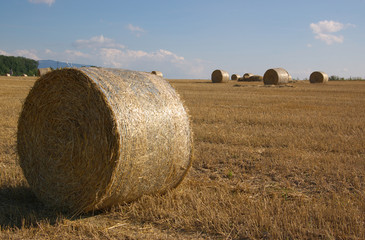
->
<box><xmin>0</xmin><ymin>76</ymin><xmax>364</xmax><ymax>239</ymax></box>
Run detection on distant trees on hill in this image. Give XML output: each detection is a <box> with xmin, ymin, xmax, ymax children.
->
<box><xmin>0</xmin><ymin>55</ymin><xmax>38</xmax><ymax>76</ymax></box>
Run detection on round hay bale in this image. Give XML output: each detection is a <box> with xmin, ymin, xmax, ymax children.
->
<box><xmin>243</xmin><ymin>73</ymin><xmax>254</xmax><ymax>80</ymax></box>
<box><xmin>38</xmin><ymin>68</ymin><xmax>52</xmax><ymax>76</ymax></box>
<box><xmin>248</xmin><ymin>75</ymin><xmax>263</xmax><ymax>82</ymax></box>
<box><xmin>263</xmin><ymin>68</ymin><xmax>290</xmax><ymax>85</ymax></box>
<box><xmin>151</xmin><ymin>70</ymin><xmax>163</xmax><ymax>77</ymax></box>
<box><xmin>231</xmin><ymin>74</ymin><xmax>241</xmax><ymax>81</ymax></box>
<box><xmin>211</xmin><ymin>69</ymin><xmax>229</xmax><ymax>83</ymax></box>
<box><xmin>17</xmin><ymin>67</ymin><xmax>193</xmax><ymax>213</ymax></box>
<box><xmin>310</xmin><ymin>71</ymin><xmax>328</xmax><ymax>83</ymax></box>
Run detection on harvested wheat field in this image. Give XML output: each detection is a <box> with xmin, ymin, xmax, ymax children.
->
<box><xmin>1</xmin><ymin>76</ymin><xmax>365</xmax><ymax>239</ymax></box>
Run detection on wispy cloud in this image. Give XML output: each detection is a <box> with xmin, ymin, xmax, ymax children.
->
<box><xmin>2</xmin><ymin>35</ymin><xmax>208</xmax><ymax>78</ymax></box>
<box><xmin>28</xmin><ymin>0</ymin><xmax>55</xmax><ymax>6</ymax></box>
<box><xmin>0</xmin><ymin>49</ymin><xmax>9</xmax><ymax>56</ymax></box>
<box><xmin>13</xmin><ymin>49</ymin><xmax>40</xmax><ymax>60</ymax></box>
<box><xmin>127</xmin><ymin>24</ymin><xmax>146</xmax><ymax>37</ymax></box>
<box><xmin>310</xmin><ymin>20</ymin><xmax>354</xmax><ymax>45</ymax></box>
<box><xmin>73</xmin><ymin>35</ymin><xmax>125</xmax><ymax>49</ymax></box>
<box><xmin>1</xmin><ymin>49</ymin><xmax>39</xmax><ymax>60</ymax></box>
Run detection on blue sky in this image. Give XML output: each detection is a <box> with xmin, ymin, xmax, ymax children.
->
<box><xmin>1</xmin><ymin>0</ymin><xmax>364</xmax><ymax>79</ymax></box>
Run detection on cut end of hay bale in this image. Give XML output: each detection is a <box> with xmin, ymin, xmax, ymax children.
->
<box><xmin>151</xmin><ymin>70</ymin><xmax>163</xmax><ymax>77</ymax></box>
<box><xmin>310</xmin><ymin>71</ymin><xmax>328</xmax><ymax>83</ymax></box>
<box><xmin>263</xmin><ymin>68</ymin><xmax>290</xmax><ymax>85</ymax></box>
<box><xmin>211</xmin><ymin>69</ymin><xmax>229</xmax><ymax>83</ymax></box>
<box><xmin>17</xmin><ymin>67</ymin><xmax>193</xmax><ymax>213</ymax></box>
<box><xmin>231</xmin><ymin>74</ymin><xmax>241</xmax><ymax>80</ymax></box>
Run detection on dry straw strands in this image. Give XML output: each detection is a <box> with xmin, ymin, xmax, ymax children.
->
<box><xmin>38</xmin><ymin>67</ymin><xmax>52</xmax><ymax>76</ymax></box>
<box><xmin>17</xmin><ymin>67</ymin><xmax>193</xmax><ymax>214</ymax></box>
<box><xmin>310</xmin><ymin>71</ymin><xmax>328</xmax><ymax>83</ymax></box>
<box><xmin>151</xmin><ymin>71</ymin><xmax>163</xmax><ymax>77</ymax></box>
<box><xmin>231</xmin><ymin>74</ymin><xmax>241</xmax><ymax>80</ymax></box>
<box><xmin>211</xmin><ymin>69</ymin><xmax>229</xmax><ymax>83</ymax></box>
<box><xmin>263</xmin><ymin>68</ymin><xmax>290</xmax><ymax>85</ymax></box>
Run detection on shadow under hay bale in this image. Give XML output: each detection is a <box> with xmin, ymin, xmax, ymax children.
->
<box><xmin>211</xmin><ymin>69</ymin><xmax>229</xmax><ymax>83</ymax></box>
<box><xmin>151</xmin><ymin>70</ymin><xmax>163</xmax><ymax>77</ymax></box>
<box><xmin>263</xmin><ymin>68</ymin><xmax>290</xmax><ymax>85</ymax></box>
<box><xmin>17</xmin><ymin>67</ymin><xmax>193</xmax><ymax>214</ymax></box>
<box><xmin>310</xmin><ymin>71</ymin><xmax>328</xmax><ymax>83</ymax></box>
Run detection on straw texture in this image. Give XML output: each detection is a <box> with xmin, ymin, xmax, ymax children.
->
<box><xmin>231</xmin><ymin>74</ymin><xmax>241</xmax><ymax>81</ymax></box>
<box><xmin>151</xmin><ymin>71</ymin><xmax>163</xmax><ymax>77</ymax></box>
<box><xmin>38</xmin><ymin>68</ymin><xmax>52</xmax><ymax>76</ymax></box>
<box><xmin>17</xmin><ymin>67</ymin><xmax>193</xmax><ymax>214</ymax></box>
<box><xmin>310</xmin><ymin>71</ymin><xmax>328</xmax><ymax>83</ymax></box>
<box><xmin>211</xmin><ymin>69</ymin><xmax>229</xmax><ymax>83</ymax></box>
<box><xmin>263</xmin><ymin>68</ymin><xmax>290</xmax><ymax>85</ymax></box>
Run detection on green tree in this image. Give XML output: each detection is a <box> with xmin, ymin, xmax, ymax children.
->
<box><xmin>0</xmin><ymin>55</ymin><xmax>38</xmax><ymax>76</ymax></box>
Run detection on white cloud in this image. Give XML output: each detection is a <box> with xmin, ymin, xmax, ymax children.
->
<box><xmin>0</xmin><ymin>49</ymin><xmax>9</xmax><ymax>56</ymax></box>
<box><xmin>65</xmin><ymin>50</ymin><xmax>90</xmax><ymax>58</ymax></box>
<box><xmin>0</xmin><ymin>49</ymin><xmax>39</xmax><ymax>60</ymax></box>
<box><xmin>314</xmin><ymin>33</ymin><xmax>344</xmax><ymax>45</ymax></box>
<box><xmin>2</xmin><ymin>35</ymin><xmax>208</xmax><ymax>78</ymax></box>
<box><xmin>28</xmin><ymin>0</ymin><xmax>55</xmax><ymax>6</ymax></box>
<box><xmin>45</xmin><ymin>49</ymin><xmax>53</xmax><ymax>54</ymax></box>
<box><xmin>96</xmin><ymin>47</ymin><xmax>205</xmax><ymax>78</ymax></box>
<box><xmin>73</xmin><ymin>35</ymin><xmax>125</xmax><ymax>49</ymax></box>
<box><xmin>307</xmin><ymin>44</ymin><xmax>312</xmax><ymax>48</ymax></box>
<box><xmin>14</xmin><ymin>49</ymin><xmax>40</xmax><ymax>60</ymax></box>
<box><xmin>127</xmin><ymin>24</ymin><xmax>146</xmax><ymax>37</ymax></box>
<box><xmin>310</xmin><ymin>20</ymin><xmax>354</xmax><ymax>45</ymax></box>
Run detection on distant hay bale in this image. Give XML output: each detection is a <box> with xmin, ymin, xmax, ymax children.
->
<box><xmin>231</xmin><ymin>74</ymin><xmax>241</xmax><ymax>80</ymax></box>
<box><xmin>211</xmin><ymin>69</ymin><xmax>229</xmax><ymax>83</ymax></box>
<box><xmin>151</xmin><ymin>71</ymin><xmax>163</xmax><ymax>77</ymax></box>
<box><xmin>243</xmin><ymin>73</ymin><xmax>254</xmax><ymax>80</ymax></box>
<box><xmin>238</xmin><ymin>74</ymin><xmax>262</xmax><ymax>82</ymax></box>
<box><xmin>23</xmin><ymin>74</ymin><xmax>28</xmax><ymax>77</ymax></box>
<box><xmin>248</xmin><ymin>75</ymin><xmax>263</xmax><ymax>82</ymax></box>
<box><xmin>288</xmin><ymin>74</ymin><xmax>293</xmax><ymax>82</ymax></box>
<box><xmin>38</xmin><ymin>68</ymin><xmax>52</xmax><ymax>76</ymax></box>
<box><xmin>6</xmin><ymin>73</ymin><xmax>10</xmax><ymax>77</ymax></box>
<box><xmin>17</xmin><ymin>67</ymin><xmax>193</xmax><ymax>214</ymax></box>
<box><xmin>263</xmin><ymin>68</ymin><xmax>290</xmax><ymax>85</ymax></box>
<box><xmin>310</xmin><ymin>71</ymin><xmax>328</xmax><ymax>83</ymax></box>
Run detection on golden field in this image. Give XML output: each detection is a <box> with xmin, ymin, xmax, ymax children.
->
<box><xmin>0</xmin><ymin>76</ymin><xmax>364</xmax><ymax>239</ymax></box>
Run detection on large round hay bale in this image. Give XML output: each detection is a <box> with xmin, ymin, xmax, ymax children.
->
<box><xmin>263</xmin><ymin>68</ymin><xmax>290</xmax><ymax>85</ymax></box>
<box><xmin>38</xmin><ymin>68</ymin><xmax>52</xmax><ymax>76</ymax></box>
<box><xmin>248</xmin><ymin>75</ymin><xmax>263</xmax><ymax>82</ymax></box>
<box><xmin>17</xmin><ymin>67</ymin><xmax>193</xmax><ymax>213</ymax></box>
<box><xmin>309</xmin><ymin>71</ymin><xmax>328</xmax><ymax>83</ymax></box>
<box><xmin>211</xmin><ymin>69</ymin><xmax>229</xmax><ymax>83</ymax></box>
<box><xmin>231</xmin><ymin>74</ymin><xmax>241</xmax><ymax>80</ymax></box>
<box><xmin>151</xmin><ymin>70</ymin><xmax>163</xmax><ymax>77</ymax></box>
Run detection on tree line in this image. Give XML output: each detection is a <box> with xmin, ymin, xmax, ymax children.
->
<box><xmin>0</xmin><ymin>55</ymin><xmax>38</xmax><ymax>76</ymax></box>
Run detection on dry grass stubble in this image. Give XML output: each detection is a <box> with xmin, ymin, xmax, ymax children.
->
<box><xmin>1</xmin><ymin>77</ymin><xmax>364</xmax><ymax>239</ymax></box>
